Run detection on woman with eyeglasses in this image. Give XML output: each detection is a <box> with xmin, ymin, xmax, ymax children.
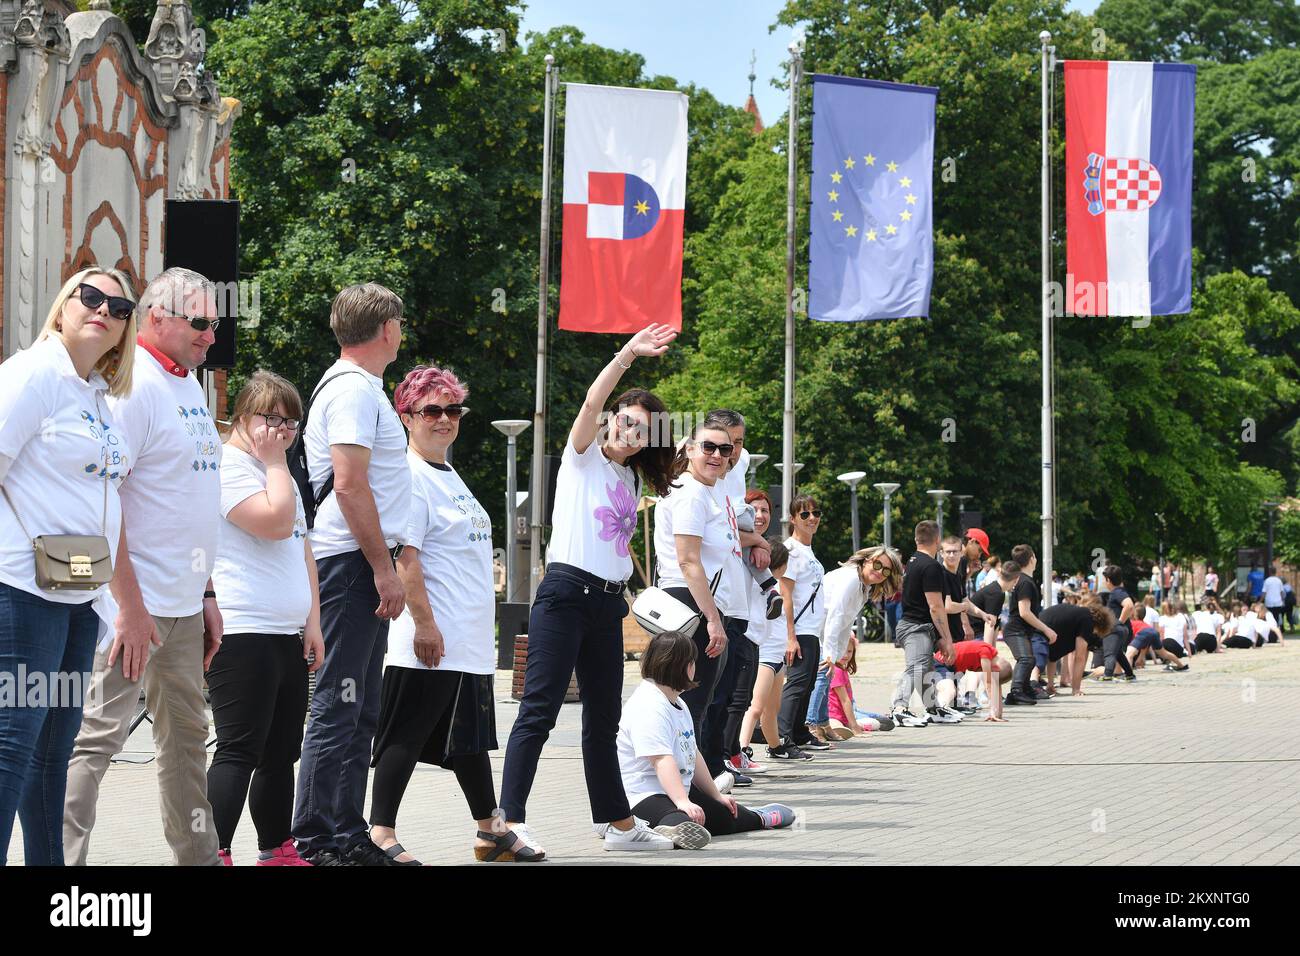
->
<box><xmin>0</xmin><ymin>267</ymin><xmax>136</xmax><ymax>865</ymax></box>
<box><xmin>654</xmin><ymin>422</ymin><xmax>738</xmax><ymax>779</ymax></box>
<box><xmin>771</xmin><ymin>494</ymin><xmax>828</xmax><ymax>758</ymax></box>
<box><xmin>500</xmin><ymin>324</ymin><xmax>678</xmax><ymax>857</ymax></box>
<box><xmin>207</xmin><ymin>371</ymin><xmax>323</xmax><ymax>865</ymax></box>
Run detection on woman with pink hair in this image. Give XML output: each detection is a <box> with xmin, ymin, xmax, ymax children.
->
<box><xmin>366</xmin><ymin>364</ymin><xmax>540</xmax><ymax>864</ymax></box>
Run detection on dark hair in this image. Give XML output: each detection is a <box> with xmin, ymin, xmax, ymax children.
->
<box><xmin>610</xmin><ymin>388</ymin><xmax>675</xmax><ymax>497</ymax></box>
<box><xmin>999</xmin><ymin>559</ymin><xmax>1022</xmax><ymax>580</ymax></box>
<box><xmin>640</xmin><ymin>631</ymin><xmax>699</xmax><ymax>691</ymax></box>
<box><xmin>1011</xmin><ymin>544</ymin><xmax>1035</xmax><ymax>566</ymax></box>
<box><xmin>703</xmin><ymin>408</ymin><xmax>745</xmax><ymax>430</ymax></box>
<box><xmin>669</xmin><ymin>419</ymin><xmax>732</xmax><ymax>480</ymax></box>
<box><xmin>1102</xmin><ymin>565</ymin><xmax>1123</xmax><ymax>587</ymax></box>
<box><xmin>987</xmin><ymin>555</ymin><xmax>1001</xmax><ymax>568</ymax></box>
<box><xmin>791</xmin><ymin>493</ymin><xmax>819</xmax><ymax>517</ymax></box>
<box><xmin>914</xmin><ymin>520</ymin><xmax>939</xmax><ymax>546</ymax></box>
<box><xmin>768</xmin><ymin>539</ymin><xmax>789</xmax><ymax>574</ymax></box>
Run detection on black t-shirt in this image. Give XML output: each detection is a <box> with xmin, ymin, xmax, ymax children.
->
<box><xmin>901</xmin><ymin>552</ymin><xmax>946</xmax><ymax>624</ymax></box>
<box><xmin>943</xmin><ymin>567</ymin><xmax>966</xmax><ymax>639</ymax></box>
<box><xmin>1106</xmin><ymin>587</ymin><xmax>1131</xmax><ymax>623</ymax></box>
<box><xmin>970</xmin><ymin>580</ymin><xmax>1005</xmax><ymax>620</ymax></box>
<box><xmin>1005</xmin><ymin>574</ymin><xmax>1041</xmax><ymax>636</ymax></box>
<box><xmin>1040</xmin><ymin>603</ymin><xmax>1101</xmax><ymax>659</ymax></box>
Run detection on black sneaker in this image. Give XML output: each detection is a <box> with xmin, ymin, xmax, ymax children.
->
<box><xmin>765</xmin><ymin>588</ymin><xmax>784</xmax><ymax>620</ymax></box>
<box><xmin>342</xmin><ymin>839</ymin><xmax>396</xmax><ymax>867</ymax></box>
<box><xmin>766</xmin><ymin>744</ymin><xmax>813</xmax><ymax>761</ymax></box>
<box><xmin>742</xmin><ymin>746</ymin><xmax>755</xmax><ymax>760</ymax></box>
<box><xmin>1121</xmin><ymin>674</ymin><xmax>1138</xmax><ymax>682</ymax></box>
<box><xmin>799</xmin><ymin>737</ymin><xmax>832</xmax><ymax>751</ymax></box>
<box><xmin>732</xmin><ymin>771</ymin><xmax>754</xmax><ymax>787</ymax></box>
<box><xmin>302</xmin><ymin>847</ymin><xmax>348</xmax><ymax>867</ymax></box>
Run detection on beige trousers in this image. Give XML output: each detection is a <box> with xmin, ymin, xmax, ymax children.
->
<box><xmin>63</xmin><ymin>612</ymin><xmax>220</xmax><ymax>866</ymax></box>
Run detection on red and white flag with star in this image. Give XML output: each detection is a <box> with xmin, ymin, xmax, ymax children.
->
<box><xmin>558</xmin><ymin>83</ymin><xmax>688</xmax><ymax>334</ymax></box>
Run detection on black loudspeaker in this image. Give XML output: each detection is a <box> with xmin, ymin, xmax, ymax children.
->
<box><xmin>543</xmin><ymin>454</ymin><xmax>562</xmax><ymax>526</ymax></box>
<box><xmin>960</xmin><ymin>512</ymin><xmax>983</xmax><ymax>532</ymax></box>
<box><xmin>497</xmin><ymin>602</ymin><xmax>531</xmax><ymax>670</ymax></box>
<box><xmin>164</xmin><ymin>199</ymin><xmax>240</xmax><ymax>370</ymax></box>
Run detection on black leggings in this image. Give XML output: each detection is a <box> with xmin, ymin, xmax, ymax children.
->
<box><xmin>722</xmin><ymin>634</ymin><xmax>759</xmax><ymax>760</ymax></box>
<box><xmin>1224</xmin><ymin>635</ymin><xmax>1254</xmax><ymax>649</ymax></box>
<box><xmin>206</xmin><ymin>633</ymin><xmax>308</xmax><ymax>851</ymax></box>
<box><xmin>631</xmin><ymin>784</ymin><xmax>764</xmax><ymax>836</ymax></box>
<box><xmin>372</xmin><ymin>751</ymin><xmax>494</xmax><ymax>827</ymax></box>
<box><xmin>1161</xmin><ymin>638</ymin><xmax>1187</xmax><ymax>658</ymax></box>
<box><xmin>665</xmin><ymin>588</ymin><xmax>726</xmax><ymax>761</ymax></box>
<box><xmin>1192</xmin><ymin>633</ymin><xmax>1217</xmax><ymax>654</ymax></box>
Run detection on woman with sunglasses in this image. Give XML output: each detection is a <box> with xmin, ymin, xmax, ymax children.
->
<box><xmin>501</xmin><ymin>324</ymin><xmax>678</xmax><ymax>856</ymax></box>
<box><xmin>362</xmin><ymin>365</ymin><xmax>537</xmax><ymax>864</ymax></box>
<box><xmin>771</xmin><ymin>494</ymin><xmax>828</xmax><ymax>758</ymax></box>
<box><xmin>654</xmin><ymin>422</ymin><xmax>739</xmax><ymax>778</ymax></box>
<box><xmin>208</xmin><ymin>371</ymin><xmax>323</xmax><ymax>865</ymax></box>
<box><xmin>0</xmin><ymin>267</ymin><xmax>136</xmax><ymax>865</ymax></box>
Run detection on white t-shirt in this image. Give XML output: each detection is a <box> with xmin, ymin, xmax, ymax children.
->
<box><xmin>1262</xmin><ymin>576</ymin><xmax>1285</xmax><ymax>606</ymax></box>
<box><xmin>1192</xmin><ymin>610</ymin><xmax>1218</xmax><ymax>636</ymax></box>
<box><xmin>653</xmin><ymin>472</ymin><xmax>733</xmax><ymax>613</ymax></box>
<box><xmin>1235</xmin><ymin>613</ymin><xmax>1258</xmax><ymax>640</ymax></box>
<box><xmin>0</xmin><ymin>336</ymin><xmax>129</xmax><ymax>604</ymax></box>
<box><xmin>305</xmin><ymin>360</ymin><xmax>410</xmax><ymax>560</ymax></box>
<box><xmin>213</xmin><ymin>445</ymin><xmax>311</xmax><ymax>634</ymax></box>
<box><xmin>109</xmin><ymin>345</ymin><xmax>220</xmax><ymax>617</ymax></box>
<box><xmin>783</xmin><ymin>537</ymin><xmax>826</xmax><ymax>636</ymax></box>
<box><xmin>386</xmin><ymin>453</ymin><xmax>495</xmax><ymax>675</ymax></box>
<box><xmin>1143</xmin><ymin>605</ymin><xmax>1159</xmax><ymax>626</ymax></box>
<box><xmin>712</xmin><ymin>449</ymin><xmax>749</xmax><ymax>619</ymax></box>
<box><xmin>1159</xmin><ymin>614</ymin><xmax>1189</xmax><ymax>648</ymax></box>
<box><xmin>1204</xmin><ymin>572</ymin><xmax>1219</xmax><ymax>592</ymax></box>
<box><xmin>821</xmin><ymin>563</ymin><xmax>865</xmax><ymax>664</ymax></box>
<box><xmin>617</xmin><ymin>680</ymin><xmax>696</xmax><ymax>807</ymax></box>
<box><xmin>546</xmin><ymin>436</ymin><xmax>640</xmax><ymax>583</ymax></box>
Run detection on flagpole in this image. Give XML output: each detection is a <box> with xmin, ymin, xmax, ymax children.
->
<box><xmin>782</xmin><ymin>40</ymin><xmax>803</xmax><ymax>538</ymax></box>
<box><xmin>530</xmin><ymin>54</ymin><xmax>557</xmax><ymax>601</ymax></box>
<box><xmin>1039</xmin><ymin>30</ymin><xmax>1056</xmax><ymax>607</ymax></box>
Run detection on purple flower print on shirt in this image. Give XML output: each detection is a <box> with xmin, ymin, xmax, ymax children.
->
<box><xmin>594</xmin><ymin>480</ymin><xmax>637</xmax><ymax>558</ymax></box>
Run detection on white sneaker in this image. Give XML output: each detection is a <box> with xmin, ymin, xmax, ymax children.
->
<box><xmin>509</xmin><ymin>823</ymin><xmax>547</xmax><ymax>857</ymax></box>
<box><xmin>604</xmin><ymin>817</ymin><xmax>674</xmax><ymax>852</ymax></box>
<box><xmin>713</xmin><ymin>771</ymin><xmax>735</xmax><ymax>794</ymax></box>
<box><xmin>927</xmin><ymin>706</ymin><xmax>963</xmax><ymax>724</ymax></box>
<box><xmin>654</xmin><ymin>821</ymin><xmax>711</xmax><ymax>850</ymax></box>
<box><xmin>592</xmin><ymin>822</ymin><xmax>610</xmax><ymax>841</ymax></box>
<box><xmin>892</xmin><ymin>708</ymin><xmax>930</xmax><ymax>728</ymax></box>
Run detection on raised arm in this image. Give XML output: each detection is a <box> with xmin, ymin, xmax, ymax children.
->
<box><xmin>570</xmin><ymin>323</ymin><xmax>677</xmax><ymax>454</ymax></box>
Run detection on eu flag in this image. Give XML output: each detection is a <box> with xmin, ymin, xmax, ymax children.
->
<box><xmin>808</xmin><ymin>75</ymin><xmax>938</xmax><ymax>322</ymax></box>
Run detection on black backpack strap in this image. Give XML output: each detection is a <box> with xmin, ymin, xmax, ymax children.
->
<box><xmin>302</xmin><ymin>370</ymin><xmax>367</xmax><ymax>503</ymax></box>
<box><xmin>793</xmin><ymin>582</ymin><xmax>822</xmax><ymax>624</ymax></box>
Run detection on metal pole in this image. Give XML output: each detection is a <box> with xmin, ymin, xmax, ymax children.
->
<box><xmin>1266</xmin><ymin>507</ymin><xmax>1276</xmax><ymax>572</ymax></box>
<box><xmin>529</xmin><ymin>56</ymin><xmax>556</xmax><ymax>601</ymax></box>
<box><xmin>883</xmin><ymin>496</ymin><xmax>892</xmax><ymax>550</ymax></box>
<box><xmin>504</xmin><ymin>433</ymin><xmax>518</xmax><ymax>598</ymax></box>
<box><xmin>781</xmin><ymin>42</ymin><xmax>803</xmax><ymax>539</ymax></box>
<box><xmin>850</xmin><ymin>489</ymin><xmax>860</xmax><ymax>552</ymax></box>
<box><xmin>1039</xmin><ymin>30</ymin><xmax>1056</xmax><ymax>608</ymax></box>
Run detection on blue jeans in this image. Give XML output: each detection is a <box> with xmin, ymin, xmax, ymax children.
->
<box><xmin>1031</xmin><ymin>634</ymin><xmax>1050</xmax><ymax>674</ymax></box>
<box><xmin>292</xmin><ymin>550</ymin><xmax>389</xmax><ymax>855</ymax></box>
<box><xmin>0</xmin><ymin>583</ymin><xmax>98</xmax><ymax>865</ymax></box>
<box><xmin>806</xmin><ymin>662</ymin><xmax>831</xmax><ymax>725</ymax></box>
<box><xmin>500</xmin><ymin>565</ymin><xmax>630</xmax><ymax>824</ymax></box>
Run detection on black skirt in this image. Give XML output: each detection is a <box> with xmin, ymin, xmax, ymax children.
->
<box><xmin>371</xmin><ymin>666</ymin><xmax>497</xmax><ymax>770</ymax></box>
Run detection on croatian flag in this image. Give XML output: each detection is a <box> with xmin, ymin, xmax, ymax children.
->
<box><xmin>1064</xmin><ymin>60</ymin><xmax>1196</xmax><ymax>316</ymax></box>
<box><xmin>558</xmin><ymin>83</ymin><xmax>688</xmax><ymax>334</ymax></box>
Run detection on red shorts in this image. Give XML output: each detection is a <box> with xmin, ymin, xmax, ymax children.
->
<box><xmin>937</xmin><ymin>640</ymin><xmax>998</xmax><ymax>673</ymax></box>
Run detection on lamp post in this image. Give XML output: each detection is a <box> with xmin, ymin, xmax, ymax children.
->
<box><xmin>492</xmin><ymin>419</ymin><xmax>531</xmax><ymax>602</ymax></box>
<box><xmin>775</xmin><ymin>462</ymin><xmax>803</xmax><ymax>536</ymax></box>
<box><xmin>927</xmin><ymin>488</ymin><xmax>951</xmax><ymax>541</ymax></box>
<box><xmin>874</xmin><ymin>482</ymin><xmax>900</xmax><ymax>549</ymax></box>
<box><xmin>838</xmin><ymin>471</ymin><xmax>867</xmax><ymax>551</ymax></box>
<box><xmin>1264</xmin><ymin>501</ymin><xmax>1281</xmax><ymax>571</ymax></box>
<box><xmin>953</xmin><ymin>494</ymin><xmax>973</xmax><ymax>529</ymax></box>
<box><xmin>747</xmin><ymin>453</ymin><xmax>768</xmax><ymax>487</ymax></box>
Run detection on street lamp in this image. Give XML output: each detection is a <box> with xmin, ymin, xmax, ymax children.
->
<box><xmin>837</xmin><ymin>470</ymin><xmax>867</xmax><ymax>551</ymax></box>
<box><xmin>747</xmin><ymin>453</ymin><xmax>768</xmax><ymax>487</ymax></box>
<box><xmin>953</xmin><ymin>494</ymin><xmax>973</xmax><ymax>527</ymax></box>
<box><xmin>1264</xmin><ymin>501</ymin><xmax>1281</xmax><ymax>571</ymax></box>
<box><xmin>927</xmin><ymin>488</ymin><xmax>951</xmax><ymax>540</ymax></box>
<box><xmin>492</xmin><ymin>419</ymin><xmax>531</xmax><ymax>602</ymax></box>
<box><xmin>874</xmin><ymin>482</ymin><xmax>900</xmax><ymax>549</ymax></box>
<box><xmin>775</xmin><ymin>462</ymin><xmax>804</xmax><ymax>536</ymax></box>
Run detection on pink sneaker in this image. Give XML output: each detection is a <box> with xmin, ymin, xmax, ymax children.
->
<box><xmin>218</xmin><ymin>848</ymin><xmax>233</xmax><ymax>866</ymax></box>
<box><xmin>256</xmin><ymin>839</ymin><xmax>313</xmax><ymax>866</ymax></box>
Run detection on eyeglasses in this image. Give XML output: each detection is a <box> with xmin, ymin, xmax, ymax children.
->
<box><xmin>158</xmin><ymin>309</ymin><xmax>220</xmax><ymax>333</ymax></box>
<box><xmin>869</xmin><ymin>559</ymin><xmax>888</xmax><ymax>572</ymax></box>
<box><xmin>254</xmin><ymin>413</ymin><xmax>300</xmax><ymax>431</ymax></box>
<box><xmin>414</xmin><ymin>404</ymin><xmax>469</xmax><ymax>422</ymax></box>
<box><xmin>696</xmin><ymin>440</ymin><xmax>734</xmax><ymax>458</ymax></box>
<box><xmin>799</xmin><ymin>510</ymin><xmax>823</xmax><ymax>519</ymax></box>
<box><xmin>941</xmin><ymin>548</ymin><xmax>962</xmax><ymax>555</ymax></box>
<box><xmin>76</xmin><ymin>284</ymin><xmax>135</xmax><ymax>321</ymax></box>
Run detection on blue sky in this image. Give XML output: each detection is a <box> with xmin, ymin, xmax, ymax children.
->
<box><xmin>520</xmin><ymin>1</ymin><xmax>1102</xmax><ymax>127</ymax></box>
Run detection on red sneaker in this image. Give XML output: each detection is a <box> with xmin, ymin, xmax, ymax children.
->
<box><xmin>257</xmin><ymin>839</ymin><xmax>313</xmax><ymax>866</ymax></box>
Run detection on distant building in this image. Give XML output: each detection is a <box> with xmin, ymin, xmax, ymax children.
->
<box><xmin>744</xmin><ymin>50</ymin><xmax>763</xmax><ymax>133</ymax></box>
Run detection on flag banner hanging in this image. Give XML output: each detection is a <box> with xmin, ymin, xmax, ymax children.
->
<box><xmin>558</xmin><ymin>83</ymin><xmax>688</xmax><ymax>334</ymax></box>
<box><xmin>808</xmin><ymin>75</ymin><xmax>937</xmax><ymax>322</ymax></box>
<box><xmin>1064</xmin><ymin>60</ymin><xmax>1196</xmax><ymax>317</ymax></box>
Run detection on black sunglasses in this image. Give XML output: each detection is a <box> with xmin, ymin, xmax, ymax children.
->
<box><xmin>77</xmin><ymin>284</ymin><xmax>135</xmax><ymax>321</ymax></box>
<box><xmin>158</xmin><ymin>309</ymin><xmax>220</xmax><ymax>333</ymax></box>
<box><xmin>799</xmin><ymin>510</ymin><xmax>823</xmax><ymax>519</ymax></box>
<box><xmin>696</xmin><ymin>440</ymin><xmax>734</xmax><ymax>457</ymax></box>
<box><xmin>414</xmin><ymin>404</ymin><xmax>469</xmax><ymax>422</ymax></box>
<box><xmin>254</xmin><ymin>413</ymin><xmax>300</xmax><ymax>431</ymax></box>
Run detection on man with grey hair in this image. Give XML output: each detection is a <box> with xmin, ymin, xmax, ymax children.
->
<box><xmin>291</xmin><ymin>282</ymin><xmax>411</xmax><ymax>867</ymax></box>
<box><xmin>64</xmin><ymin>267</ymin><xmax>224</xmax><ymax>865</ymax></box>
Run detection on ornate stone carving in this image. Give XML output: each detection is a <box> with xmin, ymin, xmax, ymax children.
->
<box><xmin>144</xmin><ymin>0</ymin><xmax>199</xmax><ymax>96</ymax></box>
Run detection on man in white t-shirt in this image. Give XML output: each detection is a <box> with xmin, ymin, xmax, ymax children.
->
<box><xmin>64</xmin><ymin>268</ymin><xmax>224</xmax><ymax>866</ymax></box>
<box><xmin>1262</xmin><ymin>569</ymin><xmax>1286</xmax><ymax>627</ymax></box>
<box><xmin>291</xmin><ymin>283</ymin><xmax>411</xmax><ymax>867</ymax></box>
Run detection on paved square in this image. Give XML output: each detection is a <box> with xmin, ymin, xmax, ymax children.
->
<box><xmin>12</xmin><ymin>640</ymin><xmax>1299</xmax><ymax>866</ymax></box>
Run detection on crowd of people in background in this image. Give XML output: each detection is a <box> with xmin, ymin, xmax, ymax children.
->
<box><xmin>0</xmin><ymin>272</ymin><xmax>1293</xmax><ymax>866</ymax></box>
